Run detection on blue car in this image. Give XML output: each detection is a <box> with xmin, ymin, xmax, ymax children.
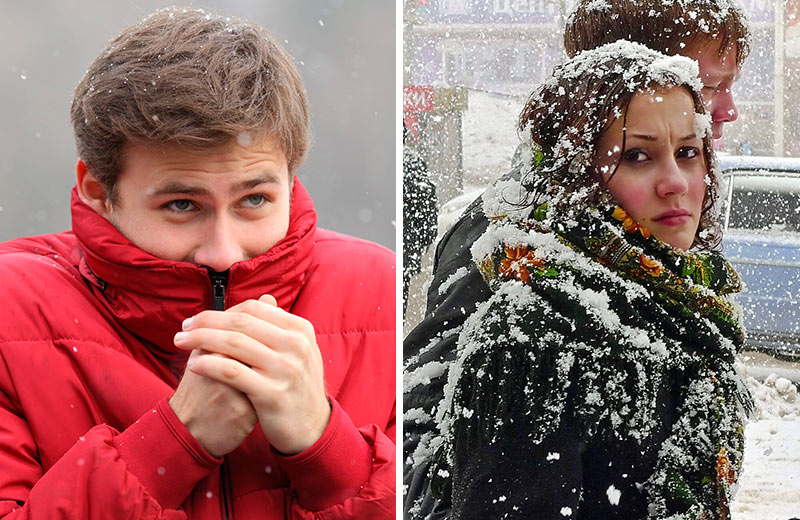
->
<box><xmin>719</xmin><ymin>155</ymin><xmax>800</xmax><ymax>358</ymax></box>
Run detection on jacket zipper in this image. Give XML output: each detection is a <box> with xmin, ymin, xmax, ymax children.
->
<box><xmin>208</xmin><ymin>270</ymin><xmax>231</xmax><ymax>519</ymax></box>
<box><xmin>209</xmin><ymin>270</ymin><xmax>228</xmax><ymax>311</ymax></box>
<box><xmin>220</xmin><ymin>462</ymin><xmax>232</xmax><ymax>520</ymax></box>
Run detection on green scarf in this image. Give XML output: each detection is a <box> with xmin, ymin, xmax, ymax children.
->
<box><xmin>430</xmin><ymin>180</ymin><xmax>753</xmax><ymax>519</ymax></box>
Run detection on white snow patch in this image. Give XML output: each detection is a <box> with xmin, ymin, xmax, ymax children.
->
<box><xmin>404</xmin><ymin>360</ymin><xmax>448</xmax><ymax>393</ymax></box>
<box><xmin>439</xmin><ymin>266</ymin><xmax>470</xmax><ymax>296</ymax></box>
<box><xmin>695</xmin><ymin>111</ymin><xmax>712</xmax><ymax>138</ymax></box>
<box><xmin>606</xmin><ymin>484</ymin><xmax>621</xmax><ymax>505</ymax></box>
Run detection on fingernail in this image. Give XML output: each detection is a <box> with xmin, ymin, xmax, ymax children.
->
<box><xmin>174</xmin><ymin>331</ymin><xmax>188</xmax><ymax>344</ymax></box>
<box><xmin>182</xmin><ymin>317</ymin><xmax>194</xmax><ymax>330</ymax></box>
<box><xmin>187</xmin><ymin>357</ymin><xmax>196</xmax><ymax>369</ymax></box>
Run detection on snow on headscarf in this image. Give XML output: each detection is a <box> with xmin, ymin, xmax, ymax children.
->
<box><xmin>503</xmin><ymin>39</ymin><xmax>722</xmax><ymax>250</ymax></box>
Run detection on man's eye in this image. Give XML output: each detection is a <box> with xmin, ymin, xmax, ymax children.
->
<box><xmin>622</xmin><ymin>149</ymin><xmax>648</xmax><ymax>162</ymax></box>
<box><xmin>241</xmin><ymin>194</ymin><xmax>267</xmax><ymax>208</ymax></box>
<box><xmin>677</xmin><ymin>147</ymin><xmax>700</xmax><ymax>159</ymax></box>
<box><xmin>165</xmin><ymin>199</ymin><xmax>195</xmax><ymax>212</ymax></box>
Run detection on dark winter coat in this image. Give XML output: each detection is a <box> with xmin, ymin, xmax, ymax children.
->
<box><xmin>403</xmin><ymin>169</ymin><xmax>751</xmax><ymax>519</ymax></box>
<box><xmin>0</xmin><ymin>180</ymin><xmax>396</xmax><ymax>519</ymax></box>
<box><xmin>403</xmin><ymin>175</ymin><xmax>504</xmax><ymax>519</ymax></box>
<box><xmin>403</xmin><ymin>146</ymin><xmax>438</xmax><ymax>309</ymax></box>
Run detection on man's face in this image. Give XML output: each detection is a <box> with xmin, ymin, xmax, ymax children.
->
<box><xmin>100</xmin><ymin>136</ymin><xmax>291</xmax><ymax>272</ymax></box>
<box><xmin>683</xmin><ymin>41</ymin><xmax>740</xmax><ymax>140</ymax></box>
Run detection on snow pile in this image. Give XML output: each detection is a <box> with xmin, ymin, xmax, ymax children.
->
<box><xmin>730</xmin><ymin>368</ymin><xmax>800</xmax><ymax>518</ymax></box>
<box><xmin>746</xmin><ymin>373</ymin><xmax>799</xmax><ymax>420</ymax></box>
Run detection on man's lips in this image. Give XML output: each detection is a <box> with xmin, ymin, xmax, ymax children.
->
<box><xmin>654</xmin><ymin>210</ymin><xmax>691</xmax><ymax>226</ymax></box>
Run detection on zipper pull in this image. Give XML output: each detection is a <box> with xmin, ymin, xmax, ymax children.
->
<box><xmin>209</xmin><ymin>270</ymin><xmax>229</xmax><ymax>311</ymax></box>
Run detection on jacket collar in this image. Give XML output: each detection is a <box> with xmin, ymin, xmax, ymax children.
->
<box><xmin>72</xmin><ymin>179</ymin><xmax>317</xmax><ymax>353</ymax></box>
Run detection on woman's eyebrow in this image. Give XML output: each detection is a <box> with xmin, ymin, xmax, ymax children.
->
<box><xmin>627</xmin><ymin>133</ymin><xmax>698</xmax><ymax>142</ymax></box>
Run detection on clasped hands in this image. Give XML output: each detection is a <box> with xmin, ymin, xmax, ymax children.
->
<box><xmin>168</xmin><ymin>295</ymin><xmax>330</xmax><ymax>458</ymax></box>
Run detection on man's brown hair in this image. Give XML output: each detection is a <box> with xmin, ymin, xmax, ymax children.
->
<box><xmin>71</xmin><ymin>7</ymin><xmax>309</xmax><ymax>201</ymax></box>
<box><xmin>564</xmin><ymin>0</ymin><xmax>750</xmax><ymax>67</ymax></box>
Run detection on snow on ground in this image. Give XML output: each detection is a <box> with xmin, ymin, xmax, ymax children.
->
<box><xmin>734</xmin><ymin>369</ymin><xmax>800</xmax><ymax>519</ymax></box>
<box><xmin>405</xmin><ymin>89</ymin><xmax>800</xmax><ymax>518</ymax></box>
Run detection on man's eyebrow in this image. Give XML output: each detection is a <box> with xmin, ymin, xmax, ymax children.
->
<box><xmin>150</xmin><ymin>175</ymin><xmax>280</xmax><ymax>198</ymax></box>
<box><xmin>230</xmin><ymin>175</ymin><xmax>281</xmax><ymax>194</ymax></box>
<box><xmin>150</xmin><ymin>182</ymin><xmax>210</xmax><ymax>197</ymax></box>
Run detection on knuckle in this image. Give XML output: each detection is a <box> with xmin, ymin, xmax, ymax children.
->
<box><xmin>229</xmin><ymin>332</ymin><xmax>249</xmax><ymax>352</ymax></box>
<box><xmin>221</xmin><ymin>361</ymin><xmax>241</xmax><ymax>380</ymax></box>
<box><xmin>239</xmin><ymin>299</ymin><xmax>261</xmax><ymax>315</ymax></box>
<box><xmin>230</xmin><ymin>312</ymin><xmax>250</xmax><ymax>330</ymax></box>
<box><xmin>273</xmin><ymin>376</ymin><xmax>293</xmax><ymax>394</ymax></box>
<box><xmin>297</xmin><ymin>318</ymin><xmax>315</xmax><ymax>338</ymax></box>
<box><xmin>228</xmin><ymin>399</ymin><xmax>252</xmax><ymax>421</ymax></box>
<box><xmin>286</xmin><ymin>331</ymin><xmax>308</xmax><ymax>352</ymax></box>
<box><xmin>194</xmin><ymin>310</ymin><xmax>215</xmax><ymax>326</ymax></box>
<box><xmin>279</xmin><ymin>357</ymin><xmax>301</xmax><ymax>382</ymax></box>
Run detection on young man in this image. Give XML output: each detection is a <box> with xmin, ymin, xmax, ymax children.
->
<box><xmin>0</xmin><ymin>8</ymin><xmax>395</xmax><ymax>519</ymax></box>
<box><xmin>403</xmin><ymin>1</ymin><xmax>749</xmax><ymax>517</ymax></box>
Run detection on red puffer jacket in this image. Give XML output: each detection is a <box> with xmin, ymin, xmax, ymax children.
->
<box><xmin>0</xmin><ymin>180</ymin><xmax>396</xmax><ymax>519</ymax></box>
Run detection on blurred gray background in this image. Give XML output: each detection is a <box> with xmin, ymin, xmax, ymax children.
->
<box><xmin>0</xmin><ymin>1</ymin><xmax>395</xmax><ymax>249</ymax></box>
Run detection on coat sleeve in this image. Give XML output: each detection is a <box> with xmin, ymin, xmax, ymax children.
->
<box><xmin>447</xmin><ymin>403</ymin><xmax>584</xmax><ymax>518</ymax></box>
<box><xmin>405</xmin><ymin>282</ymin><xmax>590</xmax><ymax>519</ymax></box>
<box><xmin>0</xmin><ymin>378</ymin><xmax>219</xmax><ymax>520</ymax></box>
<box><xmin>276</xmin><ymin>397</ymin><xmax>395</xmax><ymax>519</ymax></box>
<box><xmin>404</xmin><ymin>184</ymin><xmax>591</xmax><ymax>518</ymax></box>
<box><xmin>403</xmin><ymin>195</ymin><xmax>493</xmax><ymax>518</ymax></box>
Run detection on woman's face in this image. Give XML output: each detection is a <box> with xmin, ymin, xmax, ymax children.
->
<box><xmin>594</xmin><ymin>88</ymin><xmax>708</xmax><ymax>251</ymax></box>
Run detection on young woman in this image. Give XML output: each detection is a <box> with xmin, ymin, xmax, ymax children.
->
<box><xmin>404</xmin><ymin>41</ymin><xmax>752</xmax><ymax>520</ymax></box>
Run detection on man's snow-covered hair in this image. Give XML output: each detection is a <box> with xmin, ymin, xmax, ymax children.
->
<box><xmin>565</xmin><ymin>0</ymin><xmax>750</xmax><ymax>68</ymax></box>
<box><xmin>71</xmin><ymin>7</ymin><xmax>310</xmax><ymax>202</ymax></box>
<box><xmin>517</xmin><ymin>40</ymin><xmax>721</xmax><ymax>250</ymax></box>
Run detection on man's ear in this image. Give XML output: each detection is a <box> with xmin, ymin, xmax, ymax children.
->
<box><xmin>76</xmin><ymin>159</ymin><xmax>112</xmax><ymax>218</ymax></box>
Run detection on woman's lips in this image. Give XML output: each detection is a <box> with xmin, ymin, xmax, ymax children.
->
<box><xmin>654</xmin><ymin>211</ymin><xmax>691</xmax><ymax>227</ymax></box>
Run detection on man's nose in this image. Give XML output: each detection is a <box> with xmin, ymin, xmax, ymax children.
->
<box><xmin>712</xmin><ymin>88</ymin><xmax>738</xmax><ymax>124</ymax></box>
<box><xmin>192</xmin><ymin>218</ymin><xmax>245</xmax><ymax>272</ymax></box>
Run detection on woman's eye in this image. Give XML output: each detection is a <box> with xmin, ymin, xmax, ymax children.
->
<box><xmin>241</xmin><ymin>194</ymin><xmax>267</xmax><ymax>208</ymax></box>
<box><xmin>165</xmin><ymin>199</ymin><xmax>195</xmax><ymax>212</ymax></box>
<box><xmin>677</xmin><ymin>147</ymin><xmax>700</xmax><ymax>159</ymax></box>
<box><xmin>622</xmin><ymin>149</ymin><xmax>648</xmax><ymax>162</ymax></box>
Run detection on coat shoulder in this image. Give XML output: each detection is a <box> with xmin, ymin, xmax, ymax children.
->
<box><xmin>301</xmin><ymin>229</ymin><xmax>395</xmax><ymax>333</ymax></box>
<box><xmin>314</xmin><ymin>228</ymin><xmax>395</xmax><ymax>267</ymax></box>
<box><xmin>0</xmin><ymin>232</ymin><xmax>102</xmax><ymax>343</ymax></box>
